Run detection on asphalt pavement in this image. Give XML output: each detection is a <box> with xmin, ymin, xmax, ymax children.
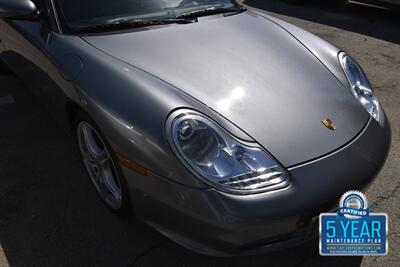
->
<box><xmin>0</xmin><ymin>0</ymin><xmax>399</xmax><ymax>266</ymax></box>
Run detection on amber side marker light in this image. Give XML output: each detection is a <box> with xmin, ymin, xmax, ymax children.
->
<box><xmin>114</xmin><ymin>151</ymin><xmax>148</xmax><ymax>176</ymax></box>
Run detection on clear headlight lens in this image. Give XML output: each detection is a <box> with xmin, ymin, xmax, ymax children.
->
<box><xmin>168</xmin><ymin>111</ymin><xmax>289</xmax><ymax>194</ymax></box>
<box><xmin>339</xmin><ymin>52</ymin><xmax>380</xmax><ymax>121</ymax></box>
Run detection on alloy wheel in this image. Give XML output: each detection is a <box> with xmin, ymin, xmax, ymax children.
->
<box><xmin>77</xmin><ymin>121</ymin><xmax>123</xmax><ymax>210</ymax></box>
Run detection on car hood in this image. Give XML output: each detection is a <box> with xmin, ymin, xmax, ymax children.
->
<box><xmin>83</xmin><ymin>11</ymin><xmax>369</xmax><ymax>167</ymax></box>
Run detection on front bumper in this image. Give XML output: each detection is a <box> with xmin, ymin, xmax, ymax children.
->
<box><xmin>121</xmin><ymin>115</ymin><xmax>391</xmax><ymax>256</ymax></box>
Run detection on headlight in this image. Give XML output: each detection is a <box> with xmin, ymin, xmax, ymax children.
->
<box><xmin>167</xmin><ymin>110</ymin><xmax>289</xmax><ymax>194</ymax></box>
<box><xmin>339</xmin><ymin>52</ymin><xmax>380</xmax><ymax>121</ymax></box>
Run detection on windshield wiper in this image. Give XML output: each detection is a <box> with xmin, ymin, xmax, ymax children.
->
<box><xmin>175</xmin><ymin>6</ymin><xmax>246</xmax><ymax>19</ymax></box>
<box><xmin>72</xmin><ymin>18</ymin><xmax>196</xmax><ymax>34</ymax></box>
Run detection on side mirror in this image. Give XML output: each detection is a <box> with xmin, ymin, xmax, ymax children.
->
<box><xmin>0</xmin><ymin>0</ymin><xmax>38</xmax><ymax>20</ymax></box>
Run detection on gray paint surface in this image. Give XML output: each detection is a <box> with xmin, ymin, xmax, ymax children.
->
<box><xmin>83</xmin><ymin>11</ymin><xmax>369</xmax><ymax>167</ymax></box>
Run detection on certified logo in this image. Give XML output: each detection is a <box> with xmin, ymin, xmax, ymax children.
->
<box><xmin>338</xmin><ymin>191</ymin><xmax>369</xmax><ymax>219</ymax></box>
<box><xmin>319</xmin><ymin>191</ymin><xmax>388</xmax><ymax>256</ymax></box>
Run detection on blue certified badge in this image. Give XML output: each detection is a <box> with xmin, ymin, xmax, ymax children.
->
<box><xmin>319</xmin><ymin>191</ymin><xmax>388</xmax><ymax>256</ymax></box>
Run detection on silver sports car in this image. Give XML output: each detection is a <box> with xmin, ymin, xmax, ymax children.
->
<box><xmin>0</xmin><ymin>0</ymin><xmax>391</xmax><ymax>256</ymax></box>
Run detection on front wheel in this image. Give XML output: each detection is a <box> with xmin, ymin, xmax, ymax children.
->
<box><xmin>75</xmin><ymin>111</ymin><xmax>131</xmax><ymax>216</ymax></box>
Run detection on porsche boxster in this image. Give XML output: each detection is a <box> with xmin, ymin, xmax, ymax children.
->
<box><xmin>0</xmin><ymin>0</ymin><xmax>391</xmax><ymax>256</ymax></box>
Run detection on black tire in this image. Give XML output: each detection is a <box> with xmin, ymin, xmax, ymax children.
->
<box><xmin>74</xmin><ymin>110</ymin><xmax>133</xmax><ymax>217</ymax></box>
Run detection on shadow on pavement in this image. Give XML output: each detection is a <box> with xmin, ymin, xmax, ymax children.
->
<box><xmin>0</xmin><ymin>72</ymin><xmax>364</xmax><ymax>266</ymax></box>
<box><xmin>0</xmin><ymin>60</ymin><xmax>12</xmax><ymax>75</ymax></box>
<box><xmin>0</xmin><ymin>73</ymin><xmax>164</xmax><ymax>266</ymax></box>
<box><xmin>242</xmin><ymin>0</ymin><xmax>400</xmax><ymax>45</ymax></box>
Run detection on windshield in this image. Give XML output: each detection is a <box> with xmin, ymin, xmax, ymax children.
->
<box><xmin>55</xmin><ymin>0</ymin><xmax>238</xmax><ymax>29</ymax></box>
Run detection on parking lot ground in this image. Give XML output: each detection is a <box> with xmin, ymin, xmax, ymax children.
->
<box><xmin>0</xmin><ymin>0</ymin><xmax>399</xmax><ymax>266</ymax></box>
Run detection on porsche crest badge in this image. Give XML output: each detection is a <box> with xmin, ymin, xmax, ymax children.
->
<box><xmin>322</xmin><ymin>118</ymin><xmax>336</xmax><ymax>131</ymax></box>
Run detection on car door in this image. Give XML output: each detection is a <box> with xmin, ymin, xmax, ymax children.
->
<box><xmin>0</xmin><ymin>0</ymin><xmax>71</xmax><ymax>122</ymax></box>
<box><xmin>0</xmin><ymin>0</ymin><xmax>49</xmax><ymax>91</ymax></box>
